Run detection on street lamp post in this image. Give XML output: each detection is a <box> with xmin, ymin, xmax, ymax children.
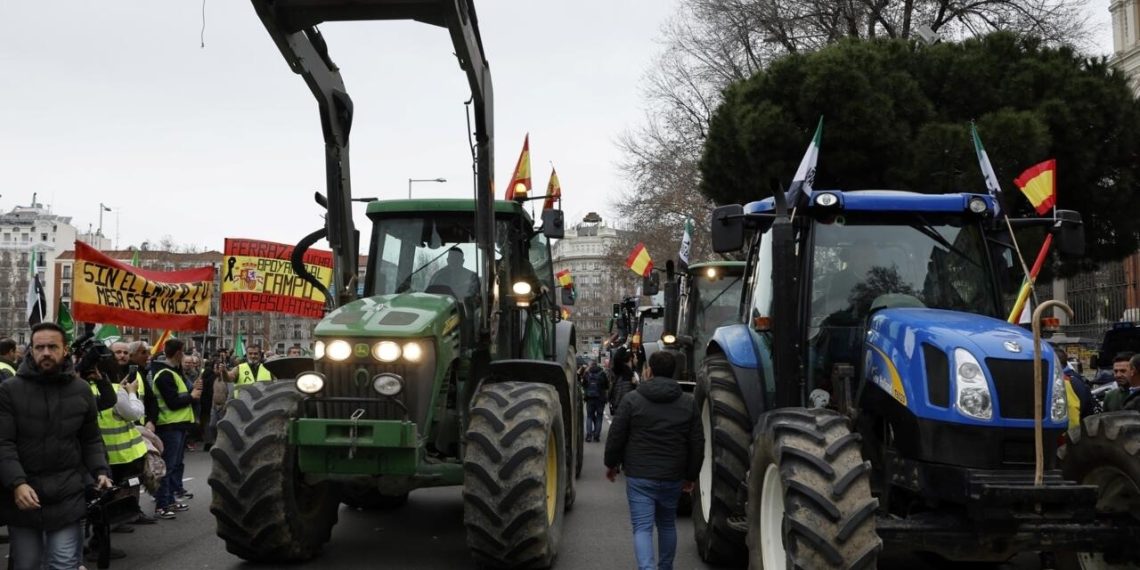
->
<box><xmin>407</xmin><ymin>177</ymin><xmax>447</xmax><ymax>198</ymax></box>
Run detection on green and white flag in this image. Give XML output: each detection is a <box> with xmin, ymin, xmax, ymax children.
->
<box><xmin>970</xmin><ymin>122</ymin><xmax>1003</xmax><ymax>217</ymax></box>
<box><xmin>56</xmin><ymin>300</ymin><xmax>75</xmax><ymax>345</ymax></box>
<box><xmin>233</xmin><ymin>332</ymin><xmax>246</xmax><ymax>360</ymax></box>
<box><xmin>26</xmin><ymin>250</ymin><xmax>46</xmax><ymax>326</ymax></box>
<box><xmin>94</xmin><ymin>324</ymin><xmax>122</xmax><ymax>346</ymax></box>
<box><xmin>787</xmin><ymin>117</ymin><xmax>823</xmax><ymax>206</ymax></box>
<box><xmin>678</xmin><ymin>218</ymin><xmax>694</xmax><ymax>269</ymax></box>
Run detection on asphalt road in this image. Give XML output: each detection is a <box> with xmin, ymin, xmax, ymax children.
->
<box><xmin>0</xmin><ymin>421</ymin><xmax>1043</xmax><ymax>569</ymax></box>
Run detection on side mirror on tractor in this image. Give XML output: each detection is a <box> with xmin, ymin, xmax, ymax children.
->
<box><xmin>541</xmin><ymin>209</ymin><xmax>565</xmax><ymax>239</ymax></box>
<box><xmin>711</xmin><ymin>204</ymin><xmax>744</xmax><ymax>253</ymax></box>
<box><xmin>1054</xmin><ymin>209</ymin><xmax>1085</xmax><ymax>257</ymax></box>
<box><xmin>643</xmin><ymin>272</ymin><xmax>660</xmax><ymax>296</ymax></box>
<box><xmin>560</xmin><ymin>287</ymin><xmax>575</xmax><ymax>306</ymax></box>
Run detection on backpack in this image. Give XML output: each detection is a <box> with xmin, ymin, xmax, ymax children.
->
<box><xmin>585</xmin><ymin>369</ymin><xmax>606</xmax><ymax>399</ymax></box>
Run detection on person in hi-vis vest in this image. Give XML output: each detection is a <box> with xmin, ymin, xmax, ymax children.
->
<box><xmin>0</xmin><ymin>338</ymin><xmax>17</xmax><ymax>381</ymax></box>
<box><xmin>221</xmin><ymin>344</ymin><xmax>275</xmax><ymax>398</ymax></box>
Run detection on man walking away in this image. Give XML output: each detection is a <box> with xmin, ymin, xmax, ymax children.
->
<box><xmin>0</xmin><ymin>338</ymin><xmax>17</xmax><ymax>381</ymax></box>
<box><xmin>152</xmin><ymin>339</ymin><xmax>202</xmax><ymax>518</ymax></box>
<box><xmin>583</xmin><ymin>361</ymin><xmax>609</xmax><ymax>442</ymax></box>
<box><xmin>0</xmin><ymin>322</ymin><xmax>112</xmax><ymax>570</ymax></box>
<box><xmin>604</xmin><ymin>351</ymin><xmax>703</xmax><ymax>570</ymax></box>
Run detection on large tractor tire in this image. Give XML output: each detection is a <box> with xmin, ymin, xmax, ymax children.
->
<box><xmin>746</xmin><ymin>407</ymin><xmax>881</xmax><ymax>570</ymax></box>
<box><xmin>208</xmin><ymin>381</ymin><xmax>340</xmax><ymax>562</ymax></box>
<box><xmin>692</xmin><ymin>353</ymin><xmax>752</xmax><ymax>564</ymax></box>
<box><xmin>1057</xmin><ymin>412</ymin><xmax>1140</xmax><ymax>569</ymax></box>
<box><xmin>464</xmin><ymin>381</ymin><xmax>567</xmax><ymax>569</ymax></box>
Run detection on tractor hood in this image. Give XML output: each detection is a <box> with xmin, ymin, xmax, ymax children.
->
<box><xmin>864</xmin><ymin>308</ymin><xmax>1066</xmax><ymax>428</ymax></box>
<box><xmin>314</xmin><ymin>293</ymin><xmax>460</xmax><ymax>339</ymax></box>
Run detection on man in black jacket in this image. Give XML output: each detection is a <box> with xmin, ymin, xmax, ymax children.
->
<box><xmin>604</xmin><ymin>351</ymin><xmax>702</xmax><ymax>570</ymax></box>
<box><xmin>0</xmin><ymin>322</ymin><xmax>112</xmax><ymax>569</ymax></box>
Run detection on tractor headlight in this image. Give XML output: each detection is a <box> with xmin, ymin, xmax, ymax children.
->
<box><xmin>313</xmin><ymin>340</ymin><xmax>326</xmax><ymax>360</ymax></box>
<box><xmin>402</xmin><ymin>341</ymin><xmax>423</xmax><ymax>362</ymax></box>
<box><xmin>296</xmin><ymin>372</ymin><xmax>325</xmax><ymax>394</ymax></box>
<box><xmin>815</xmin><ymin>192</ymin><xmax>839</xmax><ymax>207</ymax></box>
<box><xmin>954</xmin><ymin>348</ymin><xmax>992</xmax><ymax>420</ymax></box>
<box><xmin>1051</xmin><ymin>355</ymin><xmax>1069</xmax><ymax>423</ymax></box>
<box><xmin>662</xmin><ymin>334</ymin><xmax>676</xmax><ymax>345</ymax></box>
<box><xmin>968</xmin><ymin>197</ymin><xmax>989</xmax><ymax>214</ymax></box>
<box><xmin>373</xmin><ymin>373</ymin><xmax>404</xmax><ymax>397</ymax></box>
<box><xmin>373</xmin><ymin>341</ymin><xmax>401</xmax><ymax>363</ymax></box>
<box><xmin>326</xmin><ymin>340</ymin><xmax>352</xmax><ymax>361</ymax></box>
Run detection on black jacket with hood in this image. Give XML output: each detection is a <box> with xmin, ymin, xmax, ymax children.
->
<box><xmin>0</xmin><ymin>352</ymin><xmax>109</xmax><ymax>530</ymax></box>
<box><xmin>604</xmin><ymin>376</ymin><xmax>703</xmax><ymax>482</ymax></box>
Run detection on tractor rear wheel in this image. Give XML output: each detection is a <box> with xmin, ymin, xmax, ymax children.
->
<box><xmin>746</xmin><ymin>407</ymin><xmax>881</xmax><ymax>570</ymax></box>
<box><xmin>208</xmin><ymin>381</ymin><xmax>339</xmax><ymax>562</ymax></box>
<box><xmin>464</xmin><ymin>381</ymin><xmax>566</xmax><ymax>569</ymax></box>
<box><xmin>692</xmin><ymin>353</ymin><xmax>751</xmax><ymax>564</ymax></box>
<box><xmin>1057</xmin><ymin>412</ymin><xmax>1140</xmax><ymax>569</ymax></box>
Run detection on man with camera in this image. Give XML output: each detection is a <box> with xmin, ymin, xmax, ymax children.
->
<box><xmin>0</xmin><ymin>322</ymin><xmax>112</xmax><ymax>569</ymax></box>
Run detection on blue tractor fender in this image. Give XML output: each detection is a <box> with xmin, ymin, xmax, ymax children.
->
<box><xmin>707</xmin><ymin>324</ymin><xmax>773</xmax><ymax>432</ymax></box>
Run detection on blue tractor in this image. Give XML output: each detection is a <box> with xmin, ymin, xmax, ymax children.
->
<box><xmin>692</xmin><ymin>187</ymin><xmax>1140</xmax><ymax>567</ymax></box>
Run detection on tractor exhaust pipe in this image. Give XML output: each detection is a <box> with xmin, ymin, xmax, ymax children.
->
<box><xmin>1031</xmin><ymin>300</ymin><xmax>1073</xmax><ymax>486</ymax></box>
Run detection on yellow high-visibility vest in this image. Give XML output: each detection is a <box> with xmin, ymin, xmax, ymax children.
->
<box><xmin>90</xmin><ymin>383</ymin><xmax>148</xmax><ymax>466</ymax></box>
<box><xmin>233</xmin><ymin>362</ymin><xmax>273</xmax><ymax>397</ymax></box>
<box><xmin>154</xmin><ymin>369</ymin><xmax>194</xmax><ymax>426</ymax></box>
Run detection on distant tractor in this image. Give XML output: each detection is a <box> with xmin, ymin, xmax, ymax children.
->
<box><xmin>695</xmin><ymin>186</ymin><xmax>1140</xmax><ymax>567</ymax></box>
<box><xmin>208</xmin><ymin>3</ymin><xmax>581</xmax><ymax>568</ymax></box>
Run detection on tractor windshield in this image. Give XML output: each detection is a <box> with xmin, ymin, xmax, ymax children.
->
<box><xmin>809</xmin><ymin>214</ymin><xmax>1000</xmax><ymax>328</ymax></box>
<box><xmin>367</xmin><ymin>214</ymin><xmax>508</xmax><ymax>300</ymax></box>
<box><xmin>692</xmin><ymin>270</ymin><xmax>744</xmax><ymax>340</ymax></box>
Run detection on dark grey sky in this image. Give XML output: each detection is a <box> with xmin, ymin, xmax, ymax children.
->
<box><xmin>0</xmin><ymin>0</ymin><xmax>1115</xmax><ymax>252</ymax></box>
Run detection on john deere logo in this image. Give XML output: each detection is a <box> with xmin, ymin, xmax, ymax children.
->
<box><xmin>354</xmin><ymin>343</ymin><xmax>370</xmax><ymax>358</ymax></box>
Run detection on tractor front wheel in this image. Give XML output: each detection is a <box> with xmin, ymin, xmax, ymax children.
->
<box><xmin>208</xmin><ymin>381</ymin><xmax>339</xmax><ymax>562</ymax></box>
<box><xmin>1058</xmin><ymin>412</ymin><xmax>1140</xmax><ymax>569</ymax></box>
<box><xmin>746</xmin><ymin>407</ymin><xmax>881</xmax><ymax>570</ymax></box>
<box><xmin>464</xmin><ymin>381</ymin><xmax>566</xmax><ymax>569</ymax></box>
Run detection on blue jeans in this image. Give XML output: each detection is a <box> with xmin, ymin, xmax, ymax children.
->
<box><xmin>625</xmin><ymin>476</ymin><xmax>683</xmax><ymax>570</ymax></box>
<box><xmin>586</xmin><ymin>399</ymin><xmax>605</xmax><ymax>440</ymax></box>
<box><xmin>156</xmin><ymin>427</ymin><xmax>188</xmax><ymax>509</ymax></box>
<box><xmin>9</xmin><ymin>522</ymin><xmax>83</xmax><ymax>570</ymax></box>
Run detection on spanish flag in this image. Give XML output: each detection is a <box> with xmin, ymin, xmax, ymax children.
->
<box><xmin>542</xmin><ymin>167</ymin><xmax>561</xmax><ymax>210</ymax></box>
<box><xmin>556</xmin><ymin>269</ymin><xmax>573</xmax><ymax>287</ymax></box>
<box><xmin>1013</xmin><ymin>159</ymin><xmax>1057</xmax><ymax>215</ymax></box>
<box><xmin>505</xmin><ymin>134</ymin><xmax>531</xmax><ymax>200</ymax></box>
<box><xmin>625</xmin><ymin>243</ymin><xmax>653</xmax><ymax>277</ymax></box>
<box><xmin>560</xmin><ymin>307</ymin><xmax>571</xmax><ymax>320</ymax></box>
<box><xmin>151</xmin><ymin>330</ymin><xmax>172</xmax><ymax>357</ymax></box>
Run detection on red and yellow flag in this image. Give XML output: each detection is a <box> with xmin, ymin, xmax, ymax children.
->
<box><xmin>556</xmin><ymin>269</ymin><xmax>573</xmax><ymax>287</ymax></box>
<box><xmin>505</xmin><ymin>134</ymin><xmax>531</xmax><ymax>200</ymax></box>
<box><xmin>151</xmin><ymin>330</ymin><xmax>172</xmax><ymax>356</ymax></box>
<box><xmin>1013</xmin><ymin>159</ymin><xmax>1056</xmax><ymax>215</ymax></box>
<box><xmin>542</xmin><ymin>167</ymin><xmax>561</xmax><ymax>210</ymax></box>
<box><xmin>625</xmin><ymin>243</ymin><xmax>653</xmax><ymax>277</ymax></box>
<box><xmin>560</xmin><ymin>307</ymin><xmax>571</xmax><ymax>320</ymax></box>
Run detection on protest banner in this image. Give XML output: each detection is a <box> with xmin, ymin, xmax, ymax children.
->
<box><xmin>221</xmin><ymin>238</ymin><xmax>334</xmax><ymax>318</ymax></box>
<box><xmin>72</xmin><ymin>241</ymin><xmax>214</xmax><ymax>330</ymax></box>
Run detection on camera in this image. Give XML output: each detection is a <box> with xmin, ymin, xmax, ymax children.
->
<box><xmin>71</xmin><ymin>331</ymin><xmax>117</xmax><ymax>378</ymax></box>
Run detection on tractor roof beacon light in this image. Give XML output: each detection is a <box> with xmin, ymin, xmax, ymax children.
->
<box><xmin>705</xmin><ymin>267</ymin><xmax>718</xmax><ymax>280</ymax></box>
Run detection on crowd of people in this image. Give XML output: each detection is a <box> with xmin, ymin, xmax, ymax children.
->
<box><xmin>0</xmin><ymin>324</ymin><xmax>281</xmax><ymax>570</ymax></box>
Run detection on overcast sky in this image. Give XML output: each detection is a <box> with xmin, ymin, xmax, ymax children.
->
<box><xmin>0</xmin><ymin>0</ymin><xmax>1117</xmax><ymax>254</ymax></box>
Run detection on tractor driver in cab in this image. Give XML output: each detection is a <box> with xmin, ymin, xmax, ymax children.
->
<box><xmin>429</xmin><ymin>247</ymin><xmax>480</xmax><ymax>302</ymax></box>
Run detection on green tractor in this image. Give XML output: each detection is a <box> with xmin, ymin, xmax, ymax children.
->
<box><xmin>207</xmin><ymin>2</ymin><xmax>581</xmax><ymax>568</ymax></box>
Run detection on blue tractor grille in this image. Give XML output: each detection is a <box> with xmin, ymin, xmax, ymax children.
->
<box><xmin>985</xmin><ymin>358</ymin><xmax>1048</xmax><ymax>420</ymax></box>
<box><xmin>314</xmin><ymin>361</ymin><xmax>410</xmax><ymax>421</ymax></box>
<box><xmin>923</xmin><ymin>344</ymin><xmax>950</xmax><ymax>408</ymax></box>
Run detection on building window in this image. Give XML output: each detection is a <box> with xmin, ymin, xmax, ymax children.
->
<box><xmin>40</xmin><ymin>233</ymin><xmax>47</xmax><ymax>242</ymax></box>
<box><xmin>62</xmin><ymin>265</ymin><xmax>71</xmax><ymax>279</ymax></box>
<box><xmin>62</xmin><ymin>283</ymin><xmax>71</xmax><ymax>297</ymax></box>
<box><xmin>292</xmin><ymin>324</ymin><xmax>302</xmax><ymax>339</ymax></box>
